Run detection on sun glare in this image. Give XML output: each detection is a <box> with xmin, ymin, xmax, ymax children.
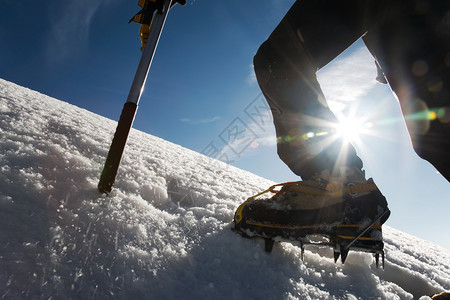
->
<box><xmin>335</xmin><ymin>118</ymin><xmax>364</xmax><ymax>142</ymax></box>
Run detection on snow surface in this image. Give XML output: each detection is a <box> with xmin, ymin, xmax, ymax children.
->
<box><xmin>0</xmin><ymin>78</ymin><xmax>449</xmax><ymax>299</ymax></box>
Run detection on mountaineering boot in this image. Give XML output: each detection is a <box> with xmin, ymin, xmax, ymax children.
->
<box><xmin>432</xmin><ymin>292</ymin><xmax>450</xmax><ymax>300</ymax></box>
<box><xmin>235</xmin><ymin>167</ymin><xmax>390</xmax><ymax>230</ymax></box>
<box><xmin>234</xmin><ymin>167</ymin><xmax>390</xmax><ymax>262</ymax></box>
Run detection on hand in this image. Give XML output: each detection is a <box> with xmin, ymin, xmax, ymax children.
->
<box><xmin>129</xmin><ymin>0</ymin><xmax>186</xmax><ymax>25</ymax></box>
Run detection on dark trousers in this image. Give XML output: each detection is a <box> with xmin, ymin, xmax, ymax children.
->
<box><xmin>254</xmin><ymin>0</ymin><xmax>449</xmax><ymax>181</ymax></box>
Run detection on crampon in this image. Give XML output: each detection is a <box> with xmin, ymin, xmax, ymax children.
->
<box><xmin>233</xmin><ymin>180</ymin><xmax>390</xmax><ymax>268</ymax></box>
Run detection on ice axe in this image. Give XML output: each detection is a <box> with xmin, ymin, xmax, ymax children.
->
<box><xmin>98</xmin><ymin>0</ymin><xmax>185</xmax><ymax>194</ymax></box>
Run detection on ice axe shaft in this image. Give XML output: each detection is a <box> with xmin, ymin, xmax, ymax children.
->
<box><xmin>98</xmin><ymin>0</ymin><xmax>172</xmax><ymax>194</ymax></box>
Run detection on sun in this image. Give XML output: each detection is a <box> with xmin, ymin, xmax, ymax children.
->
<box><xmin>335</xmin><ymin>117</ymin><xmax>365</xmax><ymax>143</ymax></box>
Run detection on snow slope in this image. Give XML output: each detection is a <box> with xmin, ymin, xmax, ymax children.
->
<box><xmin>0</xmin><ymin>78</ymin><xmax>449</xmax><ymax>299</ymax></box>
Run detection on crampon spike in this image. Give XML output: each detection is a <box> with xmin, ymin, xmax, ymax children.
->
<box><xmin>264</xmin><ymin>238</ymin><xmax>274</xmax><ymax>253</ymax></box>
<box><xmin>340</xmin><ymin>248</ymin><xmax>349</xmax><ymax>264</ymax></box>
<box><xmin>374</xmin><ymin>251</ymin><xmax>386</xmax><ymax>269</ymax></box>
<box><xmin>334</xmin><ymin>250</ymin><xmax>340</xmax><ymax>263</ymax></box>
<box><xmin>300</xmin><ymin>242</ymin><xmax>305</xmax><ymax>261</ymax></box>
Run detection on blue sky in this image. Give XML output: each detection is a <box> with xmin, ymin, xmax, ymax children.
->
<box><xmin>1</xmin><ymin>0</ymin><xmax>449</xmax><ymax>250</ymax></box>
